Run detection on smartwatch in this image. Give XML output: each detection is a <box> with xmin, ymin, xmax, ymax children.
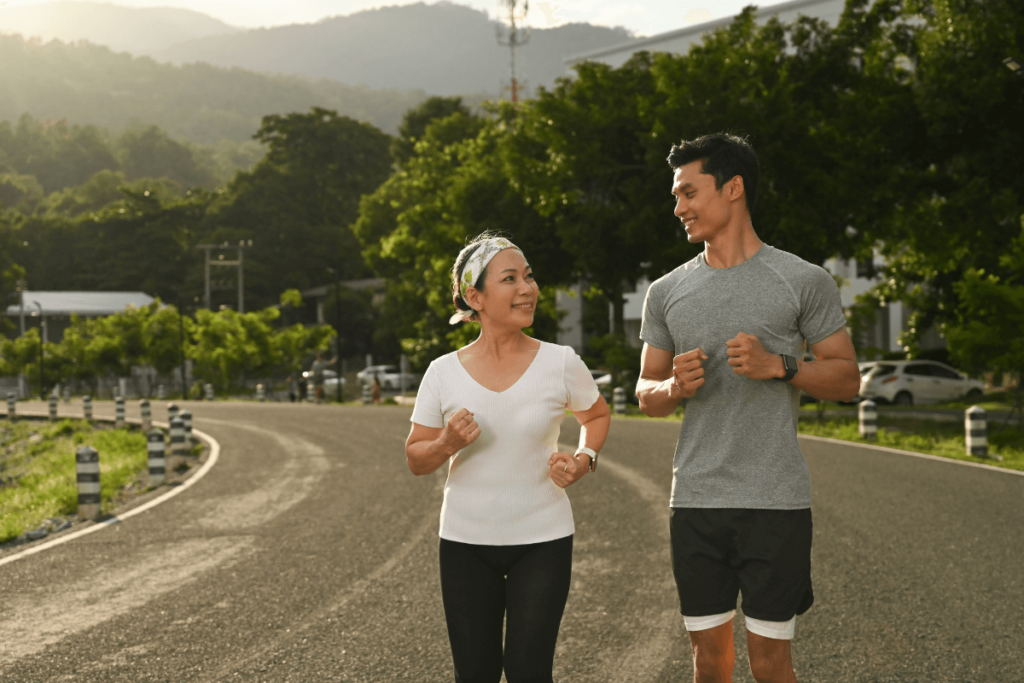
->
<box><xmin>575</xmin><ymin>447</ymin><xmax>598</xmax><ymax>472</ymax></box>
<box><xmin>776</xmin><ymin>354</ymin><xmax>798</xmax><ymax>382</ymax></box>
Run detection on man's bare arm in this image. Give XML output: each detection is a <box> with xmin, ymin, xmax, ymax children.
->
<box><xmin>790</xmin><ymin>328</ymin><xmax>860</xmax><ymax>402</ymax></box>
<box><xmin>636</xmin><ymin>344</ymin><xmax>707</xmax><ymax>417</ymax></box>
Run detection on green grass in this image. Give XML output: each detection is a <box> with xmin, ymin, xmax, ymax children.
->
<box><xmin>607</xmin><ymin>404</ymin><xmax>1024</xmax><ymax>473</ymax></box>
<box><xmin>796</xmin><ymin>414</ymin><xmax>1024</xmax><ymax>472</ymax></box>
<box><xmin>0</xmin><ymin>419</ymin><xmax>149</xmax><ymax>543</ymax></box>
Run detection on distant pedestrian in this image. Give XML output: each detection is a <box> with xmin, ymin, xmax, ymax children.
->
<box><xmin>637</xmin><ymin>133</ymin><xmax>860</xmax><ymax>682</ymax></box>
<box><xmin>287</xmin><ymin>375</ymin><xmax>298</xmax><ymax>403</ymax></box>
<box><xmin>310</xmin><ymin>351</ymin><xmax>337</xmax><ymax>404</ymax></box>
<box><xmin>371</xmin><ymin>374</ymin><xmax>381</xmax><ymax>404</ymax></box>
<box><xmin>405</xmin><ymin>233</ymin><xmax>610</xmax><ymax>682</ymax></box>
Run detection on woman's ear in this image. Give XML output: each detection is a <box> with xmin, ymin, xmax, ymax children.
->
<box><xmin>464</xmin><ymin>286</ymin><xmax>482</xmax><ymax>313</ymax></box>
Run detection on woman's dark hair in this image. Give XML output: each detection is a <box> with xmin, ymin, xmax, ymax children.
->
<box><xmin>451</xmin><ymin>231</ymin><xmax>506</xmax><ymax>320</ymax></box>
<box><xmin>666</xmin><ymin>133</ymin><xmax>759</xmax><ymax>216</ymax></box>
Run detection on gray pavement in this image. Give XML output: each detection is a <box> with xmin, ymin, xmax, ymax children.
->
<box><xmin>1</xmin><ymin>400</ymin><xmax>1022</xmax><ymax>682</ymax></box>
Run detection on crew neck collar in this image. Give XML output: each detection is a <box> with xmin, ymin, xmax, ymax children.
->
<box><xmin>699</xmin><ymin>243</ymin><xmax>769</xmax><ymax>272</ymax></box>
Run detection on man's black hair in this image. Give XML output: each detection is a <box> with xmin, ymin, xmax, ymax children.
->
<box><xmin>666</xmin><ymin>133</ymin><xmax>759</xmax><ymax>216</ymax></box>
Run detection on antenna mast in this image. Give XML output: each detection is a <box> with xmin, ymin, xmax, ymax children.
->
<box><xmin>496</xmin><ymin>0</ymin><xmax>529</xmax><ymax>105</ymax></box>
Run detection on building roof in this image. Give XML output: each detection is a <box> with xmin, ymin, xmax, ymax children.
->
<box><xmin>565</xmin><ymin>0</ymin><xmax>845</xmax><ymax>67</ymax></box>
<box><xmin>302</xmin><ymin>278</ymin><xmax>386</xmax><ymax>299</ymax></box>
<box><xmin>6</xmin><ymin>291</ymin><xmax>156</xmax><ymax>317</ymax></box>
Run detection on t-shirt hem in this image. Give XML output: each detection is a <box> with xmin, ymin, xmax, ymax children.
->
<box><xmin>439</xmin><ymin>525</ymin><xmax>576</xmax><ymax>546</ymax></box>
<box><xmin>668</xmin><ymin>500</ymin><xmax>812</xmax><ymax>510</ymax></box>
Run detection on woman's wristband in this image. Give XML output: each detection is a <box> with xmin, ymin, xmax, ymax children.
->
<box><xmin>575</xmin><ymin>447</ymin><xmax>598</xmax><ymax>472</ymax></box>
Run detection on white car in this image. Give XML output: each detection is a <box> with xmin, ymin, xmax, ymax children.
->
<box><xmin>858</xmin><ymin>360</ymin><xmax>985</xmax><ymax>406</ymax></box>
<box><xmin>303</xmin><ymin>369</ymin><xmax>345</xmax><ymax>396</ymax></box>
<box><xmin>357</xmin><ymin>364</ymin><xmax>421</xmax><ymax>391</ymax></box>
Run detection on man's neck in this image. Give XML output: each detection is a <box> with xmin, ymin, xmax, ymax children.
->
<box><xmin>703</xmin><ymin>223</ymin><xmax>764</xmax><ymax>269</ymax></box>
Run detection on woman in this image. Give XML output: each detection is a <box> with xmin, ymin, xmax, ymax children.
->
<box><xmin>406</xmin><ymin>234</ymin><xmax>611</xmax><ymax>683</ymax></box>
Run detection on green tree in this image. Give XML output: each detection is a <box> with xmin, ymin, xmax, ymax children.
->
<box><xmin>391</xmin><ymin>96</ymin><xmax>472</xmax><ymax>167</ymax></box>
<box><xmin>117</xmin><ymin>125</ymin><xmax>215</xmax><ymax>189</ymax></box>
<box><xmin>201</xmin><ymin>107</ymin><xmax>392</xmax><ymax>311</ymax></box>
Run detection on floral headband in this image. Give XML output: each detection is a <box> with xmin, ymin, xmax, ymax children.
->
<box><xmin>449</xmin><ymin>237</ymin><xmax>522</xmax><ymax>325</ymax></box>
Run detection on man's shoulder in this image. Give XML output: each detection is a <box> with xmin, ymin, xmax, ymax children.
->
<box><xmin>761</xmin><ymin>246</ymin><xmax>836</xmax><ymax>285</ymax></box>
<box><xmin>648</xmin><ymin>254</ymin><xmax>703</xmax><ymax>295</ymax></box>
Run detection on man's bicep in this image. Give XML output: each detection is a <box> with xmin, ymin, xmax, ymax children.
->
<box><xmin>640</xmin><ymin>343</ymin><xmax>675</xmax><ymax>381</ymax></box>
<box><xmin>809</xmin><ymin>327</ymin><xmax>857</xmax><ymax>363</ymax></box>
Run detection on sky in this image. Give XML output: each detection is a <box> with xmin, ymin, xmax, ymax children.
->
<box><xmin>0</xmin><ymin>0</ymin><xmax>790</xmax><ymax>38</ymax></box>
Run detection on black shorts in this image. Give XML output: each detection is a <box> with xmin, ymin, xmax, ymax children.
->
<box><xmin>669</xmin><ymin>507</ymin><xmax>814</xmax><ymax>622</ymax></box>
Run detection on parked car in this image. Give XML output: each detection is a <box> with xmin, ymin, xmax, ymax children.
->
<box><xmin>857</xmin><ymin>360</ymin><xmax>985</xmax><ymax>406</ymax></box>
<box><xmin>357</xmin><ymin>364</ymin><xmax>422</xmax><ymax>391</ymax></box>
<box><xmin>591</xmin><ymin>370</ymin><xmax>612</xmax><ymax>387</ymax></box>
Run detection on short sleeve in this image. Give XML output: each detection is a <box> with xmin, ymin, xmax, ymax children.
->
<box><xmin>562</xmin><ymin>346</ymin><xmax>600</xmax><ymax>412</ymax></box>
<box><xmin>639</xmin><ymin>282</ymin><xmax>674</xmax><ymax>351</ymax></box>
<box><xmin>799</xmin><ymin>266</ymin><xmax>849</xmax><ymax>345</ymax></box>
<box><xmin>411</xmin><ymin>361</ymin><xmax>445</xmax><ymax>428</ymax></box>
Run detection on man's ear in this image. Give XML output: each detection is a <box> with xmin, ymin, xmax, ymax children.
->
<box><xmin>727</xmin><ymin>175</ymin><xmax>745</xmax><ymax>203</ymax></box>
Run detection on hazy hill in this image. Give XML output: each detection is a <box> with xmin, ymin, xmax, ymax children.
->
<box><xmin>0</xmin><ymin>1</ymin><xmax>240</xmax><ymax>55</ymax></box>
<box><xmin>0</xmin><ymin>34</ymin><xmax>426</xmax><ymax>143</ymax></box>
<box><xmin>153</xmin><ymin>3</ymin><xmax>632</xmax><ymax>97</ymax></box>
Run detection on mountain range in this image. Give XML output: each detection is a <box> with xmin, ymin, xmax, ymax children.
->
<box><xmin>0</xmin><ymin>2</ymin><xmax>633</xmax><ymax>98</ymax></box>
<box><xmin>0</xmin><ymin>1</ymin><xmax>240</xmax><ymax>55</ymax></box>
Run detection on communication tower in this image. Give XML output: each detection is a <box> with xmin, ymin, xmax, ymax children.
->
<box><xmin>496</xmin><ymin>0</ymin><xmax>529</xmax><ymax>104</ymax></box>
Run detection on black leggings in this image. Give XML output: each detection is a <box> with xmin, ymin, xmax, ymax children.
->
<box><xmin>438</xmin><ymin>535</ymin><xmax>573</xmax><ymax>683</ymax></box>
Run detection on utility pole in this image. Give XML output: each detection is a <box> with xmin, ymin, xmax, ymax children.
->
<box><xmin>497</xmin><ymin>0</ymin><xmax>530</xmax><ymax>105</ymax></box>
<box><xmin>198</xmin><ymin>241</ymin><xmax>252</xmax><ymax>312</ymax></box>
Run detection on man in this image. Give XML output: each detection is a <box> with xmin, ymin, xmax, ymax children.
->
<box><xmin>310</xmin><ymin>351</ymin><xmax>337</xmax><ymax>404</ymax></box>
<box><xmin>636</xmin><ymin>133</ymin><xmax>860</xmax><ymax>683</ymax></box>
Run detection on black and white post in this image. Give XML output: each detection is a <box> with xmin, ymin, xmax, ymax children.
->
<box><xmin>204</xmin><ymin>383</ymin><xmax>214</xmax><ymax>401</ymax></box>
<box><xmin>613</xmin><ymin>387</ymin><xmax>626</xmax><ymax>415</ymax></box>
<box><xmin>157</xmin><ymin>384</ymin><xmax>166</xmax><ymax>401</ymax></box>
<box><xmin>148</xmin><ymin>429</ymin><xmax>166</xmax><ymax>487</ymax></box>
<box><xmin>180</xmin><ymin>409</ymin><xmax>193</xmax><ymax>443</ymax></box>
<box><xmin>76</xmin><ymin>446</ymin><xmax>101</xmax><ymax>520</ymax></box>
<box><xmin>170</xmin><ymin>416</ymin><xmax>187</xmax><ymax>467</ymax></box>
<box><xmin>48</xmin><ymin>394</ymin><xmax>57</xmax><ymax>421</ymax></box>
<box><xmin>63</xmin><ymin>385</ymin><xmax>71</xmax><ymax>403</ymax></box>
<box><xmin>966</xmin><ymin>406</ymin><xmax>987</xmax><ymax>458</ymax></box>
<box><xmin>115</xmin><ymin>395</ymin><xmax>126</xmax><ymax>429</ymax></box>
<box><xmin>83</xmin><ymin>395</ymin><xmax>92</xmax><ymax>422</ymax></box>
<box><xmin>140</xmin><ymin>399</ymin><xmax>151</xmax><ymax>432</ymax></box>
<box><xmin>168</xmin><ymin>402</ymin><xmax>179</xmax><ymax>424</ymax></box>
<box><xmin>858</xmin><ymin>400</ymin><xmax>877</xmax><ymax>441</ymax></box>
<box><xmin>256</xmin><ymin>384</ymin><xmax>265</xmax><ymax>402</ymax></box>
<box><xmin>7</xmin><ymin>391</ymin><xmax>16</xmax><ymax>421</ymax></box>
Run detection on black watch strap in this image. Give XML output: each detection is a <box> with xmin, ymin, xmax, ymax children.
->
<box><xmin>776</xmin><ymin>354</ymin><xmax>798</xmax><ymax>382</ymax></box>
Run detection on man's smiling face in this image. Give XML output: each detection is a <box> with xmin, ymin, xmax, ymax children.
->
<box><xmin>671</xmin><ymin>160</ymin><xmax>736</xmax><ymax>244</ymax></box>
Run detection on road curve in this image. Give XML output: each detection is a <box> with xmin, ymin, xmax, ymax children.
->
<box><xmin>0</xmin><ymin>401</ymin><xmax>1021</xmax><ymax>682</ymax></box>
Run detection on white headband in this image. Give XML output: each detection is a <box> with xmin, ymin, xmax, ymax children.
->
<box><xmin>449</xmin><ymin>237</ymin><xmax>522</xmax><ymax>325</ymax></box>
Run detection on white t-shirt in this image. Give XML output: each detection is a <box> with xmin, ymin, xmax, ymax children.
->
<box><xmin>411</xmin><ymin>341</ymin><xmax>600</xmax><ymax>546</ymax></box>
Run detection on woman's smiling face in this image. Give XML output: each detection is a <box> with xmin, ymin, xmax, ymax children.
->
<box><xmin>469</xmin><ymin>248</ymin><xmax>538</xmax><ymax>329</ymax></box>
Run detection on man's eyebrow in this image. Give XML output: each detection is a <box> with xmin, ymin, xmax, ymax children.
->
<box><xmin>672</xmin><ymin>183</ymin><xmax>694</xmax><ymax>194</ymax></box>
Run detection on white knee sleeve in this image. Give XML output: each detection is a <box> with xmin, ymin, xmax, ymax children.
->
<box><xmin>683</xmin><ymin>610</ymin><xmax>735</xmax><ymax>632</ymax></box>
<box><xmin>745</xmin><ymin>615</ymin><xmax>796</xmax><ymax>640</ymax></box>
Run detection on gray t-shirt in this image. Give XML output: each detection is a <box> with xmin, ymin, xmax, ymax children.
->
<box><xmin>640</xmin><ymin>244</ymin><xmax>847</xmax><ymax>510</ymax></box>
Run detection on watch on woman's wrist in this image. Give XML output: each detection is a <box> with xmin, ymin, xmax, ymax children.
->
<box><xmin>575</xmin><ymin>447</ymin><xmax>598</xmax><ymax>472</ymax></box>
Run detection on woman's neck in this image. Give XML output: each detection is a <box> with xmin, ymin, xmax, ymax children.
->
<box><xmin>460</xmin><ymin>326</ymin><xmax>536</xmax><ymax>364</ymax></box>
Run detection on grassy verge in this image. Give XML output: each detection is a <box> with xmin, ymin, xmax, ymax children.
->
<box><xmin>607</xmin><ymin>405</ymin><xmax>1024</xmax><ymax>473</ymax></box>
<box><xmin>0</xmin><ymin>419</ymin><xmax>149</xmax><ymax>543</ymax></box>
<box><xmin>796</xmin><ymin>415</ymin><xmax>1024</xmax><ymax>472</ymax></box>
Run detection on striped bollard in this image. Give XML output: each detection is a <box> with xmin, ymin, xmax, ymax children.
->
<box><xmin>966</xmin><ymin>406</ymin><xmax>987</xmax><ymax>458</ymax></box>
<box><xmin>76</xmin><ymin>446</ymin><xmax>101</xmax><ymax>521</ymax></box>
<box><xmin>7</xmin><ymin>392</ymin><xmax>16</xmax><ymax>421</ymax></box>
<box><xmin>63</xmin><ymin>385</ymin><xmax>71</xmax><ymax>403</ymax></box>
<box><xmin>157</xmin><ymin>384</ymin><xmax>166</xmax><ymax>400</ymax></box>
<box><xmin>256</xmin><ymin>384</ymin><xmax>265</xmax><ymax>402</ymax></box>
<box><xmin>83</xmin><ymin>395</ymin><xmax>92</xmax><ymax>422</ymax></box>
<box><xmin>362</xmin><ymin>381</ymin><xmax>371</xmax><ymax>405</ymax></box>
<box><xmin>613</xmin><ymin>387</ymin><xmax>626</xmax><ymax>415</ymax></box>
<box><xmin>168</xmin><ymin>402</ymin><xmax>179</xmax><ymax>424</ymax></box>
<box><xmin>180</xmin><ymin>409</ymin><xmax>193</xmax><ymax>443</ymax></box>
<box><xmin>858</xmin><ymin>400</ymin><xmax>877</xmax><ymax>441</ymax></box>
<box><xmin>140</xmin><ymin>399</ymin><xmax>151</xmax><ymax>432</ymax></box>
<box><xmin>48</xmin><ymin>394</ymin><xmax>58</xmax><ymax>421</ymax></box>
<box><xmin>115</xmin><ymin>395</ymin><xmax>126</xmax><ymax>429</ymax></box>
<box><xmin>148</xmin><ymin>429</ymin><xmax>166</xmax><ymax>486</ymax></box>
<box><xmin>170</xmin><ymin>417</ymin><xmax>187</xmax><ymax>467</ymax></box>
<box><xmin>204</xmin><ymin>383</ymin><xmax>214</xmax><ymax>401</ymax></box>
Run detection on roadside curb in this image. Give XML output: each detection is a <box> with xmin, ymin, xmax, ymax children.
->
<box><xmin>797</xmin><ymin>433</ymin><xmax>1024</xmax><ymax>478</ymax></box>
<box><xmin>0</xmin><ymin>412</ymin><xmax>222</xmax><ymax>567</ymax></box>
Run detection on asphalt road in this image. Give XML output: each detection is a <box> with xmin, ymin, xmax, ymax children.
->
<box><xmin>1</xmin><ymin>400</ymin><xmax>1022</xmax><ymax>682</ymax></box>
